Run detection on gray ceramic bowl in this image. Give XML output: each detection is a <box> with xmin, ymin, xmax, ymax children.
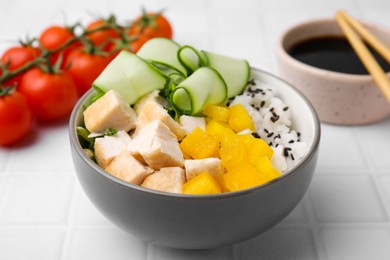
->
<box><xmin>69</xmin><ymin>68</ymin><xmax>321</xmax><ymax>249</ymax></box>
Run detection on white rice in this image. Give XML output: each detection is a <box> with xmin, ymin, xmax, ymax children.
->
<box><xmin>229</xmin><ymin>79</ymin><xmax>308</xmax><ymax>173</ymax></box>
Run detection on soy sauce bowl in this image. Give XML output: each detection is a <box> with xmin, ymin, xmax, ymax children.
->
<box><xmin>69</xmin><ymin>68</ymin><xmax>321</xmax><ymax>249</ymax></box>
<box><xmin>276</xmin><ymin>18</ymin><xmax>390</xmax><ymax>125</ymax></box>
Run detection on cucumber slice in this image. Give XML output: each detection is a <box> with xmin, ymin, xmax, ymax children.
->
<box><xmin>152</xmin><ymin>63</ymin><xmax>186</xmax><ymax>84</ymax></box>
<box><xmin>171</xmin><ymin>67</ymin><xmax>227</xmax><ymax>115</ymax></box>
<box><xmin>137</xmin><ymin>38</ymin><xmax>187</xmax><ymax>77</ymax></box>
<box><xmin>172</xmin><ymin>88</ymin><xmax>193</xmax><ymax>113</ymax></box>
<box><xmin>92</xmin><ymin>50</ymin><xmax>167</xmax><ymax>105</ymax></box>
<box><xmin>202</xmin><ymin>51</ymin><xmax>250</xmax><ymax>98</ymax></box>
<box><xmin>177</xmin><ymin>45</ymin><xmax>207</xmax><ymax>74</ymax></box>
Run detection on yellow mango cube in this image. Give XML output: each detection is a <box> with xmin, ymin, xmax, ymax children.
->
<box><xmin>205</xmin><ymin>119</ymin><xmax>237</xmax><ymax>148</ymax></box>
<box><xmin>182</xmin><ymin>171</ymin><xmax>222</xmax><ymax>195</ymax></box>
<box><xmin>219</xmin><ymin>132</ymin><xmax>247</xmax><ymax>171</ymax></box>
<box><xmin>253</xmin><ymin>156</ymin><xmax>281</xmax><ymax>183</ymax></box>
<box><xmin>228</xmin><ymin>104</ymin><xmax>255</xmax><ymax>133</ymax></box>
<box><xmin>203</xmin><ymin>104</ymin><xmax>229</xmax><ymax>122</ymax></box>
<box><xmin>238</xmin><ymin>134</ymin><xmax>274</xmax><ymax>164</ymax></box>
<box><xmin>180</xmin><ymin>127</ymin><xmax>219</xmax><ymax>159</ymax></box>
<box><xmin>205</xmin><ymin>119</ymin><xmax>234</xmax><ymax>137</ymax></box>
<box><xmin>214</xmin><ymin>174</ymin><xmax>229</xmax><ymax>193</ymax></box>
<box><xmin>223</xmin><ymin>163</ymin><xmax>266</xmax><ymax>192</ymax></box>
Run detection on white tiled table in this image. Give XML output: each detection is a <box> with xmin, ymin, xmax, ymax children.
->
<box><xmin>1</xmin><ymin>0</ymin><xmax>390</xmax><ymax>259</ymax></box>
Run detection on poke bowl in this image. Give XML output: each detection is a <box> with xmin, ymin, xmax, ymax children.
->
<box><xmin>69</xmin><ymin>39</ymin><xmax>321</xmax><ymax>249</ymax></box>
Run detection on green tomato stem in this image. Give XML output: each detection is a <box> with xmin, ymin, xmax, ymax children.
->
<box><xmin>0</xmin><ymin>18</ymin><xmax>126</xmax><ymax>82</ymax></box>
<box><xmin>0</xmin><ymin>86</ymin><xmax>15</xmax><ymax>96</ymax></box>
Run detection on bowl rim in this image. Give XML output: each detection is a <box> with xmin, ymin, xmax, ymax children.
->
<box><xmin>276</xmin><ymin>17</ymin><xmax>390</xmax><ymax>82</ymax></box>
<box><xmin>69</xmin><ymin>68</ymin><xmax>321</xmax><ymax>200</ymax></box>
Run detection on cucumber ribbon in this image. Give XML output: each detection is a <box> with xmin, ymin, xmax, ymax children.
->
<box><xmin>92</xmin><ymin>37</ymin><xmax>250</xmax><ymax>116</ymax></box>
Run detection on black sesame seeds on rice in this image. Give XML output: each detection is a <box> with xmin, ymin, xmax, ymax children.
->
<box><xmin>228</xmin><ymin>79</ymin><xmax>308</xmax><ymax>173</ymax></box>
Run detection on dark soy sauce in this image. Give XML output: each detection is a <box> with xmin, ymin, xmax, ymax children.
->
<box><xmin>288</xmin><ymin>36</ymin><xmax>390</xmax><ymax>75</ymax></box>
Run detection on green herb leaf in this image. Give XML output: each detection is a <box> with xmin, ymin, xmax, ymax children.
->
<box><xmin>104</xmin><ymin>128</ymin><xmax>118</xmax><ymax>136</ymax></box>
<box><xmin>76</xmin><ymin>126</ymin><xmax>94</xmax><ymax>144</ymax></box>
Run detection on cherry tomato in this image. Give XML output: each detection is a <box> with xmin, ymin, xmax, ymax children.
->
<box><xmin>65</xmin><ymin>48</ymin><xmax>113</xmax><ymax>96</ymax></box>
<box><xmin>0</xmin><ymin>87</ymin><xmax>33</xmax><ymax>146</ymax></box>
<box><xmin>86</xmin><ymin>20</ymin><xmax>120</xmax><ymax>51</ymax></box>
<box><xmin>130</xmin><ymin>12</ymin><xmax>173</xmax><ymax>39</ymax></box>
<box><xmin>129</xmin><ymin>33</ymin><xmax>150</xmax><ymax>53</ymax></box>
<box><xmin>39</xmin><ymin>25</ymin><xmax>79</xmax><ymax>62</ymax></box>
<box><xmin>0</xmin><ymin>45</ymin><xmax>40</xmax><ymax>86</ymax></box>
<box><xmin>19</xmin><ymin>67</ymin><xmax>78</xmax><ymax>122</ymax></box>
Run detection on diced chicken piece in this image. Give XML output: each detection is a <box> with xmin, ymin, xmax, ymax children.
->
<box><xmin>141</xmin><ymin>167</ymin><xmax>185</xmax><ymax>194</ymax></box>
<box><xmin>135</xmin><ymin>100</ymin><xmax>186</xmax><ymax>140</ymax></box>
<box><xmin>179</xmin><ymin>115</ymin><xmax>206</xmax><ymax>134</ymax></box>
<box><xmin>128</xmin><ymin>120</ymin><xmax>184</xmax><ymax>170</ymax></box>
<box><xmin>134</xmin><ymin>90</ymin><xmax>169</xmax><ymax>114</ymax></box>
<box><xmin>115</xmin><ymin>130</ymin><xmax>132</xmax><ymax>143</ymax></box>
<box><xmin>83</xmin><ymin>90</ymin><xmax>137</xmax><ymax>133</ymax></box>
<box><xmin>105</xmin><ymin>150</ymin><xmax>153</xmax><ymax>185</ymax></box>
<box><xmin>94</xmin><ymin>130</ymin><xmax>132</xmax><ymax>169</ymax></box>
<box><xmin>184</xmin><ymin>158</ymin><xmax>224</xmax><ymax>181</ymax></box>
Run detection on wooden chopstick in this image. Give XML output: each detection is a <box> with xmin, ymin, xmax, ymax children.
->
<box><xmin>337</xmin><ymin>10</ymin><xmax>390</xmax><ymax>64</ymax></box>
<box><xmin>335</xmin><ymin>10</ymin><xmax>390</xmax><ymax>104</ymax></box>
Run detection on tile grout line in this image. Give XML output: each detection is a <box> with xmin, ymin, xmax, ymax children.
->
<box><xmin>370</xmin><ymin>175</ymin><xmax>390</xmax><ymax>222</ymax></box>
<box><xmin>144</xmin><ymin>242</ymin><xmax>150</xmax><ymax>260</ymax></box>
<box><xmin>257</xmin><ymin>13</ymin><xmax>276</xmax><ymax>74</ymax></box>
<box><xmin>304</xmin><ymin>190</ymin><xmax>328</xmax><ymax>260</ymax></box>
<box><xmin>0</xmin><ymin>177</ymin><xmax>9</xmax><ymax>222</ymax></box>
<box><xmin>353</xmin><ymin>127</ymin><xmax>390</xmax><ymax>221</ymax></box>
<box><xmin>316</xmin><ymin>169</ymin><xmax>374</xmax><ymax>175</ymax></box>
<box><xmin>59</xmin><ymin>179</ymin><xmax>79</xmax><ymax>260</ymax></box>
<box><xmin>1</xmin><ymin>149</ymin><xmax>13</xmax><ymax>177</ymax></box>
<box><xmin>0</xmin><ymin>150</ymin><xmax>10</xmax><ymax>173</ymax></box>
<box><xmin>300</xmin><ymin>1</ymin><xmax>326</xmax><ymax>256</ymax></box>
<box><xmin>0</xmin><ymin>148</ymin><xmax>13</xmax><ymax>222</ymax></box>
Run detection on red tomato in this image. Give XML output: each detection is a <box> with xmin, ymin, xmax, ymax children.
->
<box><xmin>0</xmin><ymin>88</ymin><xmax>33</xmax><ymax>146</ymax></box>
<box><xmin>39</xmin><ymin>25</ymin><xmax>79</xmax><ymax>62</ymax></box>
<box><xmin>130</xmin><ymin>12</ymin><xmax>173</xmax><ymax>39</ymax></box>
<box><xmin>129</xmin><ymin>33</ymin><xmax>150</xmax><ymax>53</ymax></box>
<box><xmin>65</xmin><ymin>48</ymin><xmax>113</xmax><ymax>96</ymax></box>
<box><xmin>19</xmin><ymin>68</ymin><xmax>78</xmax><ymax>122</ymax></box>
<box><xmin>86</xmin><ymin>20</ymin><xmax>120</xmax><ymax>51</ymax></box>
<box><xmin>0</xmin><ymin>46</ymin><xmax>41</xmax><ymax>86</ymax></box>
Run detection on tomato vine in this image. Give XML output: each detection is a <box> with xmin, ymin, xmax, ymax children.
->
<box><xmin>0</xmin><ymin>8</ymin><xmax>173</xmax><ymax>146</ymax></box>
